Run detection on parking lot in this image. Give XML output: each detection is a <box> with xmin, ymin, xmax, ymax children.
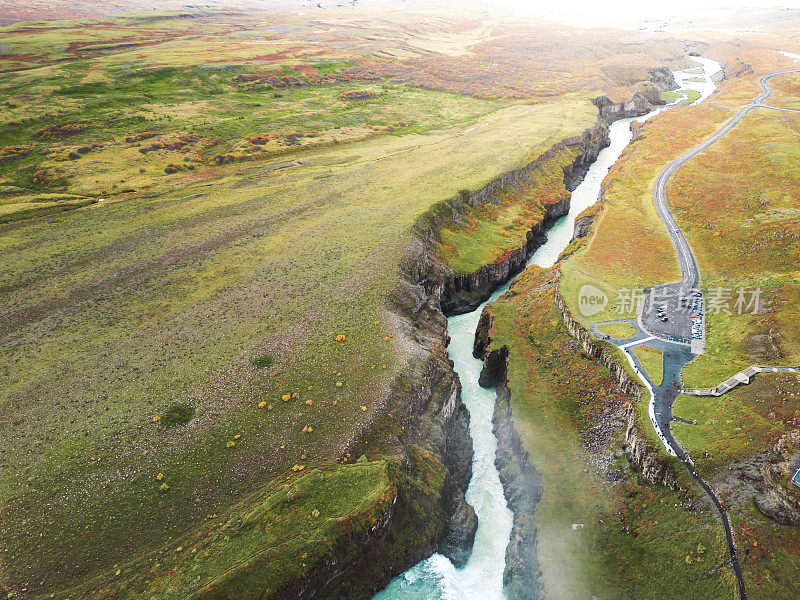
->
<box><xmin>640</xmin><ymin>284</ymin><xmax>703</xmax><ymax>344</ymax></box>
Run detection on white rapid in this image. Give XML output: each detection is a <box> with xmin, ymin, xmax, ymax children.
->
<box><xmin>372</xmin><ymin>57</ymin><xmax>721</xmax><ymax>600</ymax></box>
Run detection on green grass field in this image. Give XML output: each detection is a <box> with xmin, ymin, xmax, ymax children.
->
<box><xmin>672</xmin><ymin>374</ymin><xmax>800</xmax><ymax>476</ymax></box>
<box><xmin>661</xmin><ymin>89</ymin><xmax>701</xmax><ymax>106</ymax></box>
<box><xmin>631</xmin><ymin>345</ymin><xmax>664</xmax><ymax>385</ymax></box>
<box><xmin>596</xmin><ymin>322</ymin><xmax>636</xmax><ymax>338</ymax></box>
<box><xmin>0</xmin><ymin>10</ymin><xmax>628</xmax><ymax>597</ymax></box>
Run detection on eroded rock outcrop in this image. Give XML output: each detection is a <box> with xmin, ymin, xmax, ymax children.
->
<box><xmin>413</xmin><ymin>121</ymin><xmax>611</xmax><ymax>315</ymax></box>
<box><xmin>554</xmin><ymin>293</ymin><xmax>679</xmax><ymax>489</ymax></box>
<box><xmin>717</xmin><ymin>430</ymin><xmax>800</xmax><ymax>527</ymax></box>
<box><xmin>494</xmin><ymin>382</ymin><xmax>545</xmax><ymax>600</ymax></box>
<box><xmin>470</xmin><ymin>311</ymin><xmax>544</xmax><ymax>600</ymax></box>
<box><xmin>592</xmin><ymin>67</ymin><xmax>678</xmax><ymax>123</ymax></box>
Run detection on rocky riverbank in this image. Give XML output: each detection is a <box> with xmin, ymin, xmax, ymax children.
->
<box><xmin>413</xmin><ymin>120</ymin><xmax>611</xmax><ymax>315</ymax></box>
<box><xmin>472</xmin><ymin>314</ymin><xmax>544</xmax><ymax>600</ymax></box>
<box><xmin>311</xmin><ymin>64</ymin><xmax>686</xmax><ymax>600</ymax></box>
<box><xmin>267</xmin><ymin>276</ymin><xmax>479</xmax><ymax>600</ymax></box>
<box><xmin>591</xmin><ymin>67</ymin><xmax>678</xmax><ymax>123</ymax></box>
<box><xmin>554</xmin><ymin>288</ymin><xmax>680</xmax><ymax>490</ymax></box>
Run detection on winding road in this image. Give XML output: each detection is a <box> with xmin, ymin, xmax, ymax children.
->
<box><xmin>595</xmin><ymin>66</ymin><xmax>800</xmax><ymax>600</ymax></box>
<box><xmin>652</xmin><ymin>69</ymin><xmax>800</xmax><ymax>292</ymax></box>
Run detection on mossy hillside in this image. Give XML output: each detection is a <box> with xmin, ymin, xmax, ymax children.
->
<box><xmin>732</xmin><ymin>498</ymin><xmax>800</xmax><ymax>596</ymax></box>
<box><xmin>440</xmin><ymin>144</ymin><xmax>579</xmax><ymax>274</ymax></box>
<box><xmin>66</xmin><ymin>457</ymin><xmax>446</xmax><ymax>600</ymax></box>
<box><xmin>559</xmin><ymin>51</ymin><xmax>800</xmax><ymax>598</ymax></box>
<box><xmin>97</xmin><ymin>462</ymin><xmax>396</xmax><ymax>598</ymax></box>
<box><xmin>558</xmin><ymin>69</ymin><xmax>800</xmax><ymax>403</ymax></box>
<box><xmin>0</xmin><ymin>40</ymin><xmax>607</xmax><ymax>599</ymax></box>
<box><xmin>430</xmin><ymin>112</ymin><xmax>598</xmax><ymax>275</ymax></box>
<box><xmin>480</xmin><ymin>267</ymin><xmax>733</xmax><ymax>599</ymax></box>
<box><xmin>672</xmin><ymin>372</ymin><xmax>800</xmax><ymax>598</ymax></box>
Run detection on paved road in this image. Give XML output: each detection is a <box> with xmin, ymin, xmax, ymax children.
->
<box><xmin>652</xmin><ymin>69</ymin><xmax>800</xmax><ymax>289</ymax></box>
<box><xmin>653</xmin><ymin>68</ymin><xmax>800</xmax><ymax>292</ymax></box>
<box><xmin>592</xmin><ymin>67</ymin><xmax>800</xmax><ymax>600</ymax></box>
<box><xmin>641</xmin><ymin>69</ymin><xmax>800</xmax><ymax>357</ymax></box>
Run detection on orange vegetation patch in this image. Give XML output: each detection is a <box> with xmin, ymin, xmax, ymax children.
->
<box><xmin>0</xmin><ymin>145</ymin><xmax>32</xmax><ymax>161</ymax></box>
<box><xmin>33</xmin><ymin>123</ymin><xmax>89</xmax><ymax>140</ymax></box>
<box><xmin>232</xmin><ymin>67</ymin><xmax>381</xmax><ymax>90</ymax></box>
<box><xmin>372</xmin><ymin>27</ymin><xmax>686</xmax><ymax>100</ymax></box>
<box><xmin>338</xmin><ymin>90</ymin><xmax>377</xmax><ymax>101</ymax></box>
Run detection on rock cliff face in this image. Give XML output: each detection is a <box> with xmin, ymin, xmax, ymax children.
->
<box><xmin>716</xmin><ymin>430</ymin><xmax>800</xmax><ymax>527</ymax></box>
<box><xmin>468</xmin><ymin>288</ymin><xmax>683</xmax><ymax>599</ymax></box>
<box><xmin>494</xmin><ymin>382</ymin><xmax>545</xmax><ymax>600</ymax></box>
<box><xmin>471</xmin><ymin>311</ymin><xmax>544</xmax><ymax>600</ymax></box>
<box><xmin>592</xmin><ymin>67</ymin><xmax>678</xmax><ymax>123</ymax></box>
<box><xmin>571</xmin><ymin>203</ymin><xmax>602</xmax><ymax>242</ymax></box>
<box><xmin>385</xmin><ymin>277</ymin><xmax>479</xmax><ymax>565</ymax></box>
<box><xmin>413</xmin><ymin>120</ymin><xmax>611</xmax><ymax>315</ymax></box>
<box><xmin>264</xmin><ymin>273</ymin><xmax>478</xmax><ymax>600</ymax></box>
<box><xmin>554</xmin><ymin>292</ymin><xmax>680</xmax><ymax>489</ymax></box>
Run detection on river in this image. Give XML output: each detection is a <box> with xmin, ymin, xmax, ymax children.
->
<box><xmin>373</xmin><ymin>57</ymin><xmax>720</xmax><ymax>600</ymax></box>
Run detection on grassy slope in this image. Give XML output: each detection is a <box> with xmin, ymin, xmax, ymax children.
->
<box><xmin>558</xmin><ymin>76</ymin><xmax>770</xmax><ymax>452</ymax></box>
<box><xmin>0</xmin><ymin>12</ymin><xmax>616</xmax><ymax>597</ymax></box>
<box><xmin>770</xmin><ymin>72</ymin><xmax>800</xmax><ymax>110</ymax></box>
<box><xmin>668</xmin><ymin>109</ymin><xmax>800</xmax><ymax>387</ymax></box>
<box><xmin>673</xmin><ymin>374</ymin><xmax>800</xmax><ymax>476</ymax></box>
<box><xmin>434</xmin><ymin>119</ymin><xmax>595</xmax><ymax>273</ymax></box>
<box><xmin>673</xmin><ymin>372</ymin><xmax>800</xmax><ymax>598</ymax></box>
<box><xmin>0</xmin><ymin>94</ymin><xmax>590</xmax><ymax>595</ymax></box>
<box><xmin>559</xmin><ymin>95</ymin><xmax>738</xmax><ymax>323</ymax></box>
<box><xmin>86</xmin><ymin>461</ymin><xmax>396</xmax><ymax>599</ymax></box>
<box><xmin>483</xmin><ymin>268</ymin><xmax>733</xmax><ymax>600</ymax></box>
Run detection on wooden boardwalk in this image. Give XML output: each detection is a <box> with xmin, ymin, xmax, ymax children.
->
<box><xmin>682</xmin><ymin>365</ymin><xmax>800</xmax><ymax>397</ymax></box>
